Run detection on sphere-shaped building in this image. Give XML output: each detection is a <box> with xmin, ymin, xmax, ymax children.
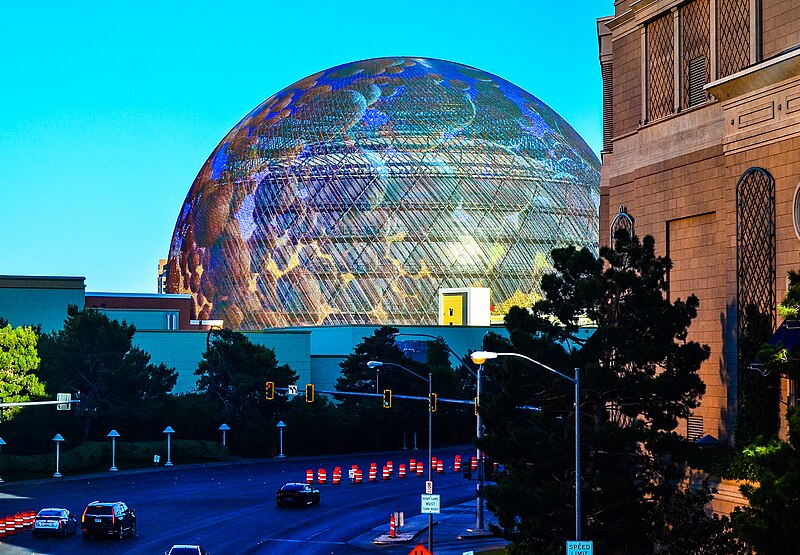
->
<box><xmin>166</xmin><ymin>57</ymin><xmax>600</xmax><ymax>329</ymax></box>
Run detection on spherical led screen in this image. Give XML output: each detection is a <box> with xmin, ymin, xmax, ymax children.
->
<box><xmin>166</xmin><ymin>57</ymin><xmax>600</xmax><ymax>329</ymax></box>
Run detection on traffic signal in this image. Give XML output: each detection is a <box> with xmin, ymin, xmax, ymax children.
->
<box><xmin>429</xmin><ymin>392</ymin><xmax>438</xmax><ymax>412</ymax></box>
<box><xmin>382</xmin><ymin>389</ymin><xmax>392</xmax><ymax>409</ymax></box>
<box><xmin>265</xmin><ymin>381</ymin><xmax>275</xmax><ymax>400</ymax></box>
<box><xmin>474</xmin><ymin>396</ymin><xmax>479</xmax><ymax>416</ymax></box>
<box><xmin>305</xmin><ymin>383</ymin><xmax>314</xmax><ymax>403</ymax></box>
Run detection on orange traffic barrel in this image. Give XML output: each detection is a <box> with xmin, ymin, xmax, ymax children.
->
<box><xmin>332</xmin><ymin>466</ymin><xmax>342</xmax><ymax>484</ymax></box>
<box><xmin>317</xmin><ymin>468</ymin><xmax>327</xmax><ymax>484</ymax></box>
<box><xmin>437</xmin><ymin>459</ymin><xmax>444</xmax><ymax>473</ymax></box>
<box><xmin>23</xmin><ymin>511</ymin><xmax>34</xmax><ymax>528</ymax></box>
<box><xmin>306</xmin><ymin>469</ymin><xmax>314</xmax><ymax>483</ymax></box>
<box><xmin>0</xmin><ymin>518</ymin><xmax>6</xmax><ymax>538</ymax></box>
<box><xmin>454</xmin><ymin>455</ymin><xmax>462</xmax><ymax>472</ymax></box>
<box><xmin>14</xmin><ymin>513</ymin><xmax>23</xmax><ymax>530</ymax></box>
<box><xmin>409</xmin><ymin>459</ymin><xmax>417</xmax><ymax>472</ymax></box>
<box><xmin>416</xmin><ymin>462</ymin><xmax>424</xmax><ymax>476</ymax></box>
<box><xmin>369</xmin><ymin>463</ymin><xmax>378</xmax><ymax>482</ymax></box>
<box><xmin>398</xmin><ymin>463</ymin><xmax>407</xmax><ymax>478</ymax></box>
<box><xmin>382</xmin><ymin>465</ymin><xmax>391</xmax><ymax>480</ymax></box>
<box><xmin>471</xmin><ymin>456</ymin><xmax>478</xmax><ymax>471</ymax></box>
<box><xmin>353</xmin><ymin>469</ymin><xmax>363</xmax><ymax>483</ymax></box>
<box><xmin>3</xmin><ymin>516</ymin><xmax>13</xmax><ymax>536</ymax></box>
<box><xmin>386</xmin><ymin>460</ymin><xmax>393</xmax><ymax>474</ymax></box>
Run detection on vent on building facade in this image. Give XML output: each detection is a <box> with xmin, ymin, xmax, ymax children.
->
<box><xmin>610</xmin><ymin>205</ymin><xmax>635</xmax><ymax>245</ymax></box>
<box><xmin>602</xmin><ymin>61</ymin><xmax>614</xmax><ymax>152</ymax></box>
<box><xmin>688</xmin><ymin>57</ymin><xmax>707</xmax><ymax>107</ymax></box>
<box><xmin>687</xmin><ymin>415</ymin><xmax>705</xmax><ymax>441</ymax></box>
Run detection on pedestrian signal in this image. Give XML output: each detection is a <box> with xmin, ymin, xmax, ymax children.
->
<box><xmin>305</xmin><ymin>383</ymin><xmax>314</xmax><ymax>403</ymax></box>
<box><xmin>382</xmin><ymin>389</ymin><xmax>392</xmax><ymax>409</ymax></box>
<box><xmin>429</xmin><ymin>392</ymin><xmax>437</xmax><ymax>412</ymax></box>
<box><xmin>265</xmin><ymin>381</ymin><xmax>275</xmax><ymax>400</ymax></box>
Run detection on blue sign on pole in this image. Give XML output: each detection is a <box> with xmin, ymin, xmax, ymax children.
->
<box><xmin>566</xmin><ymin>540</ymin><xmax>593</xmax><ymax>555</ymax></box>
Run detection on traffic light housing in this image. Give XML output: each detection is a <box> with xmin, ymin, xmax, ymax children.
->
<box><xmin>382</xmin><ymin>389</ymin><xmax>392</xmax><ymax>409</ymax></box>
<box><xmin>429</xmin><ymin>392</ymin><xmax>438</xmax><ymax>412</ymax></box>
<box><xmin>305</xmin><ymin>383</ymin><xmax>314</xmax><ymax>403</ymax></box>
<box><xmin>265</xmin><ymin>381</ymin><xmax>275</xmax><ymax>400</ymax></box>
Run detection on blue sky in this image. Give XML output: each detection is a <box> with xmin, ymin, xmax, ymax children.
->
<box><xmin>0</xmin><ymin>1</ymin><xmax>610</xmax><ymax>293</ymax></box>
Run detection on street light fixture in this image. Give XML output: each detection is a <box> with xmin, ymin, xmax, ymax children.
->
<box><xmin>107</xmin><ymin>430</ymin><xmax>120</xmax><ymax>471</ymax></box>
<box><xmin>367</xmin><ymin>360</ymin><xmax>434</xmax><ymax>554</ymax></box>
<box><xmin>218</xmin><ymin>423</ymin><xmax>230</xmax><ymax>447</ymax></box>
<box><xmin>163</xmin><ymin>426</ymin><xmax>175</xmax><ymax>466</ymax></box>
<box><xmin>275</xmin><ymin>421</ymin><xmax>287</xmax><ymax>458</ymax></box>
<box><xmin>52</xmin><ymin>434</ymin><xmax>65</xmax><ymax>477</ymax></box>
<box><xmin>470</xmin><ymin>351</ymin><xmax>582</xmax><ymax>541</ymax></box>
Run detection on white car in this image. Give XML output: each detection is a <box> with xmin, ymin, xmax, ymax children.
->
<box><xmin>167</xmin><ymin>545</ymin><xmax>210</xmax><ymax>555</ymax></box>
<box><xmin>33</xmin><ymin>508</ymin><xmax>77</xmax><ymax>537</ymax></box>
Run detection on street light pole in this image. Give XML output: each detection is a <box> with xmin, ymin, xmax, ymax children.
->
<box><xmin>388</xmin><ymin>332</ymin><xmax>487</xmax><ymax>534</ymax></box>
<box><xmin>471</xmin><ymin>351</ymin><xmax>582</xmax><ymax>541</ymax></box>
<box><xmin>367</xmin><ymin>360</ymin><xmax>434</xmax><ymax>554</ymax></box>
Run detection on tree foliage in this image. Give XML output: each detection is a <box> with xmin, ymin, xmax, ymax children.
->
<box><xmin>478</xmin><ymin>233</ymin><xmax>712</xmax><ymax>554</ymax></box>
<box><xmin>0</xmin><ymin>324</ymin><xmax>46</xmax><ymax>420</ymax></box>
<box><xmin>37</xmin><ymin>306</ymin><xmax>177</xmax><ymax>441</ymax></box>
<box><xmin>195</xmin><ymin>329</ymin><xmax>297</xmax><ymax>456</ymax></box>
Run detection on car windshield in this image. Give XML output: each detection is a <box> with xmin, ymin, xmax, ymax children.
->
<box><xmin>169</xmin><ymin>548</ymin><xmax>201</xmax><ymax>555</ymax></box>
<box><xmin>85</xmin><ymin>505</ymin><xmax>113</xmax><ymax>517</ymax></box>
<box><xmin>281</xmin><ymin>484</ymin><xmax>304</xmax><ymax>491</ymax></box>
<box><xmin>37</xmin><ymin>510</ymin><xmax>64</xmax><ymax>517</ymax></box>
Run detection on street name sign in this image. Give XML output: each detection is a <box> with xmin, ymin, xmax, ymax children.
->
<box><xmin>566</xmin><ymin>540</ymin><xmax>593</xmax><ymax>555</ymax></box>
<box><xmin>420</xmin><ymin>494</ymin><xmax>440</xmax><ymax>514</ymax></box>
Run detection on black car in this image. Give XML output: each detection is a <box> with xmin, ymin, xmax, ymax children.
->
<box><xmin>276</xmin><ymin>483</ymin><xmax>320</xmax><ymax>507</ymax></box>
<box><xmin>81</xmin><ymin>501</ymin><xmax>136</xmax><ymax>540</ymax></box>
<box><xmin>32</xmin><ymin>508</ymin><xmax>77</xmax><ymax>537</ymax></box>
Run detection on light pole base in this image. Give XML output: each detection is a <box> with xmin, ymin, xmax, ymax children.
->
<box><xmin>165</xmin><ymin>462</ymin><xmax>173</xmax><ymax>466</ymax></box>
<box><xmin>109</xmin><ymin>466</ymin><xmax>118</xmax><ymax>472</ymax></box>
<box><xmin>53</xmin><ymin>472</ymin><xmax>62</xmax><ymax>478</ymax></box>
<box><xmin>277</xmin><ymin>454</ymin><xmax>286</xmax><ymax>458</ymax></box>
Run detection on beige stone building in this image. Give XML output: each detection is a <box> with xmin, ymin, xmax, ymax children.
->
<box><xmin>597</xmin><ymin>0</ymin><xmax>800</xmax><ymax>442</ymax></box>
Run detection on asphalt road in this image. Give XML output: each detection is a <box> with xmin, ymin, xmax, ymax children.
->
<box><xmin>0</xmin><ymin>446</ymin><xmax>480</xmax><ymax>554</ymax></box>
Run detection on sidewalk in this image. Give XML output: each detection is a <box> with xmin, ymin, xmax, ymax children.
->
<box><xmin>351</xmin><ymin>501</ymin><xmax>509</xmax><ymax>554</ymax></box>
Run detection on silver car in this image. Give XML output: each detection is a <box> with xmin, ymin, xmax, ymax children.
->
<box><xmin>33</xmin><ymin>508</ymin><xmax>77</xmax><ymax>537</ymax></box>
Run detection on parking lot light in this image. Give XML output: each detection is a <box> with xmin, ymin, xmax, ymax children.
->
<box><xmin>218</xmin><ymin>423</ymin><xmax>230</xmax><ymax>446</ymax></box>
<box><xmin>107</xmin><ymin>430</ymin><xmax>120</xmax><ymax>471</ymax></box>
<box><xmin>52</xmin><ymin>434</ymin><xmax>65</xmax><ymax>477</ymax></box>
<box><xmin>276</xmin><ymin>421</ymin><xmax>287</xmax><ymax>458</ymax></box>
<box><xmin>163</xmin><ymin>426</ymin><xmax>175</xmax><ymax>466</ymax></box>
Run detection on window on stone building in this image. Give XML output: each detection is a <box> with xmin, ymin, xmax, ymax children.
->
<box><xmin>687</xmin><ymin>415</ymin><xmax>705</xmax><ymax>440</ymax></box>
<box><xmin>717</xmin><ymin>0</ymin><xmax>751</xmax><ymax>78</ymax></box>
<box><xmin>646</xmin><ymin>12</ymin><xmax>675</xmax><ymax>122</ymax></box>
<box><xmin>681</xmin><ymin>0</ymin><xmax>711</xmax><ymax>108</ymax></box>
<box><xmin>793</xmin><ymin>184</ymin><xmax>800</xmax><ymax>240</ymax></box>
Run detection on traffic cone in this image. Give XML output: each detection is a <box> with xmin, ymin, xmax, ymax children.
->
<box><xmin>306</xmin><ymin>469</ymin><xmax>314</xmax><ymax>484</ymax></box>
<box><xmin>317</xmin><ymin>468</ymin><xmax>327</xmax><ymax>484</ymax></box>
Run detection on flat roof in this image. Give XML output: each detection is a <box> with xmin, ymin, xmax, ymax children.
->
<box><xmin>0</xmin><ymin>275</ymin><xmax>86</xmax><ymax>289</ymax></box>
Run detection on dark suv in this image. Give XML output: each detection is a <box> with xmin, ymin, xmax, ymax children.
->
<box><xmin>81</xmin><ymin>501</ymin><xmax>136</xmax><ymax>540</ymax></box>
